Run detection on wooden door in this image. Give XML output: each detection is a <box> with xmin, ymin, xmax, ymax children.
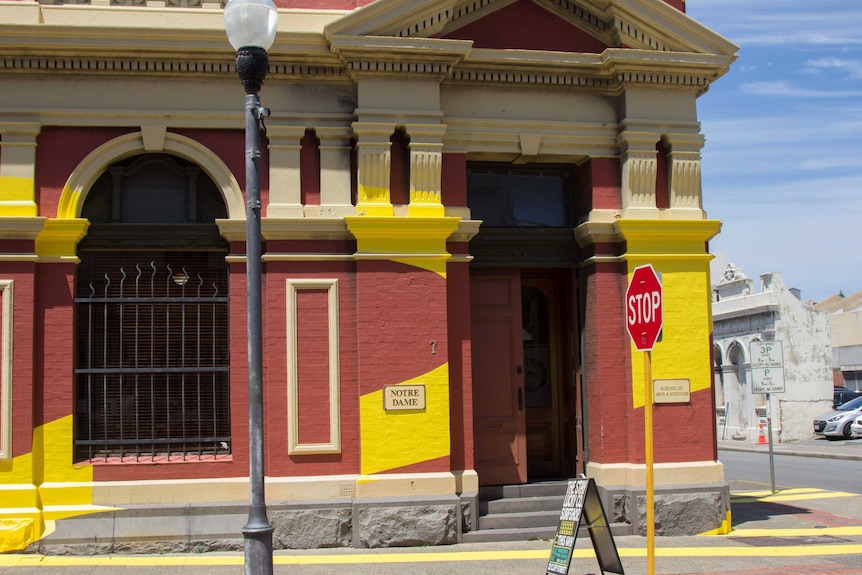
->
<box><xmin>470</xmin><ymin>270</ymin><xmax>527</xmax><ymax>485</ymax></box>
<box><xmin>522</xmin><ymin>277</ymin><xmax>568</xmax><ymax>478</ymax></box>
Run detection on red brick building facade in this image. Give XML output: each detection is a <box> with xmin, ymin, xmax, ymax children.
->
<box><xmin>0</xmin><ymin>0</ymin><xmax>737</xmax><ymax>551</ymax></box>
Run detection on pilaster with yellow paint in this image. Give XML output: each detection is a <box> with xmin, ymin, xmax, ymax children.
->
<box><xmin>346</xmin><ymin>216</ymin><xmax>460</xmax><ymax>475</ymax></box>
<box><xmin>619</xmin><ymin>219</ymin><xmax>720</xmax><ymax>410</ymax></box>
<box><xmin>0</xmin><ymin>124</ymin><xmax>41</xmax><ymax>218</ymax></box>
<box><xmin>0</xmin><ymin>417</ymin><xmax>115</xmax><ymax>553</ymax></box>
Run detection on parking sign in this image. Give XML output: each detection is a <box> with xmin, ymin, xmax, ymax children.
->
<box><xmin>749</xmin><ymin>341</ymin><xmax>785</xmax><ymax>394</ymax></box>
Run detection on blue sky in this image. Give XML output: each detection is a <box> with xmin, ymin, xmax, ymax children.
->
<box><xmin>685</xmin><ymin>1</ymin><xmax>862</xmax><ymax>302</ymax></box>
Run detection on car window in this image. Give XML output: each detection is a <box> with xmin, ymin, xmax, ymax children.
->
<box><xmin>837</xmin><ymin>395</ymin><xmax>862</xmax><ymax>411</ymax></box>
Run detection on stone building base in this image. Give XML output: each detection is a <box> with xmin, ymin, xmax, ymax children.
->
<box><xmin>27</xmin><ymin>495</ymin><xmax>473</xmax><ymax>554</ymax></box>
<box><xmin>598</xmin><ymin>483</ymin><xmax>731</xmax><ymax>536</ymax></box>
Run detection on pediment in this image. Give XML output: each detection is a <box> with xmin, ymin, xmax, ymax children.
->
<box><xmin>324</xmin><ymin>0</ymin><xmax>738</xmax><ymax>58</ymax></box>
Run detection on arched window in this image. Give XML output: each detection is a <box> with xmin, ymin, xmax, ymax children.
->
<box><xmin>713</xmin><ymin>344</ymin><xmax>725</xmax><ymax>407</ymax></box>
<box><xmin>74</xmin><ymin>154</ymin><xmax>231</xmax><ymax>462</ymax></box>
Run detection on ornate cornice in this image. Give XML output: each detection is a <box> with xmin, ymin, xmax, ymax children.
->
<box><xmin>0</xmin><ymin>2</ymin><xmax>736</xmax><ymax>93</ymax></box>
<box><xmin>329</xmin><ymin>35</ymin><xmax>471</xmax><ymax>81</ymax></box>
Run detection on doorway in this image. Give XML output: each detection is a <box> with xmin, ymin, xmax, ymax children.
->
<box><xmin>471</xmin><ymin>268</ymin><xmax>577</xmax><ymax>485</ymax></box>
<box><xmin>522</xmin><ymin>273</ymin><xmax>574</xmax><ymax>479</ymax></box>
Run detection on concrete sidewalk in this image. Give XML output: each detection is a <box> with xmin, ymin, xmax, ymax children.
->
<box><xmin>3</xmin><ymin>439</ymin><xmax>861</xmax><ymax>575</ymax></box>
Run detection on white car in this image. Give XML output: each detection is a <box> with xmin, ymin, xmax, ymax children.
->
<box><xmin>813</xmin><ymin>395</ymin><xmax>862</xmax><ymax>440</ymax></box>
<box><xmin>851</xmin><ymin>416</ymin><xmax>862</xmax><ymax>438</ymax></box>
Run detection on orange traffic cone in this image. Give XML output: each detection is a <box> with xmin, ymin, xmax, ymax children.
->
<box><xmin>757</xmin><ymin>423</ymin><xmax>768</xmax><ymax>445</ymax></box>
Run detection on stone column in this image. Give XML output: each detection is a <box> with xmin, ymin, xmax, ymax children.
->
<box><xmin>266</xmin><ymin>126</ymin><xmax>306</xmax><ymax>218</ymax></box>
<box><xmin>617</xmin><ymin>129</ymin><xmax>659</xmax><ymax>214</ymax></box>
<box><xmin>0</xmin><ymin>124</ymin><xmax>41</xmax><ymax>218</ymax></box>
<box><xmin>665</xmin><ymin>133</ymin><xmax>706</xmax><ymax>212</ymax></box>
<box><xmin>407</xmin><ymin>125</ymin><xmax>447</xmax><ymax>218</ymax></box>
<box><xmin>353</xmin><ymin>122</ymin><xmax>393</xmax><ymax>218</ymax></box>
<box><xmin>314</xmin><ymin>127</ymin><xmax>355</xmax><ymax>218</ymax></box>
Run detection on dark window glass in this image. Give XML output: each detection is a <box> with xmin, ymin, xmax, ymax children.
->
<box><xmin>467</xmin><ymin>169</ymin><xmax>573</xmax><ymax>228</ymax></box>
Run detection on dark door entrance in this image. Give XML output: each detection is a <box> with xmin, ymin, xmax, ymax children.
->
<box><xmin>471</xmin><ymin>268</ymin><xmax>576</xmax><ymax>485</ymax></box>
<box><xmin>522</xmin><ymin>272</ymin><xmax>575</xmax><ymax>479</ymax></box>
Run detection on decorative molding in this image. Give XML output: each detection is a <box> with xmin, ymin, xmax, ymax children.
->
<box><xmin>355</xmin><ymin>144</ymin><xmax>392</xmax><ymax>217</ymax></box>
<box><xmin>395</xmin><ymin>5</ymin><xmax>454</xmax><ymax>38</ymax></box>
<box><xmin>0</xmin><ymin>56</ymin><xmax>345</xmax><ymax>81</ymax></box>
<box><xmin>669</xmin><ymin>155</ymin><xmax>701</xmax><ymax>210</ymax></box>
<box><xmin>0</xmin><ymin>279</ymin><xmax>12</xmax><ymax>461</ymax></box>
<box><xmin>611</xmin><ymin>15</ymin><xmax>671</xmax><ymax>52</ymax></box>
<box><xmin>34</xmin><ymin>218</ymin><xmax>89</xmax><ymax>262</ymax></box>
<box><xmin>57</xmin><ymin>131</ymin><xmax>243</xmax><ymax>221</ymax></box>
<box><xmin>330</xmin><ymin>36</ymin><xmax>471</xmax><ymax>82</ymax></box>
<box><xmin>408</xmin><ymin>144</ymin><xmax>444</xmax><ymax>218</ymax></box>
<box><xmin>615</xmin><ymin>71</ymin><xmax>710</xmax><ymax>89</ymax></box>
<box><xmin>540</xmin><ymin>0</ymin><xmax>615</xmax><ymax>46</ymax></box>
<box><xmin>449</xmin><ymin>69</ymin><xmax>613</xmax><ymax>88</ymax></box>
<box><xmin>286</xmin><ymin>279</ymin><xmax>341</xmax><ymax>456</ymax></box>
<box><xmin>345</xmin><ymin>60</ymin><xmax>453</xmax><ymax>78</ymax></box>
<box><xmin>621</xmin><ymin>151</ymin><xmax>657</xmax><ymax>209</ymax></box>
<box><xmin>439</xmin><ymin>0</ymin><xmax>516</xmax><ymax>37</ymax></box>
<box><xmin>0</xmin><ymin>57</ymin><xmax>234</xmax><ymax>75</ymax></box>
<box><xmin>0</xmin><ymin>217</ymin><xmax>46</xmax><ymax>241</ymax></box>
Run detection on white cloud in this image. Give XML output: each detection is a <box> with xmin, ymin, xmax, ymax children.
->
<box><xmin>688</xmin><ymin>2</ymin><xmax>862</xmax><ymax>47</ymax></box>
<box><xmin>740</xmin><ymin>81</ymin><xmax>862</xmax><ymax>99</ymax></box>
<box><xmin>800</xmin><ymin>57</ymin><xmax>862</xmax><ymax>78</ymax></box>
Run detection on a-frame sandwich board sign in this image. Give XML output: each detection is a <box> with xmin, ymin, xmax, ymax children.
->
<box><xmin>546</xmin><ymin>478</ymin><xmax>625</xmax><ymax>575</ymax></box>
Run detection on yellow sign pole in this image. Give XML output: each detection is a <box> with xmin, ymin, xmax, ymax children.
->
<box><xmin>644</xmin><ymin>349</ymin><xmax>655</xmax><ymax>575</ymax></box>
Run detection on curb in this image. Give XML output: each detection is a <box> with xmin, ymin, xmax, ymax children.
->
<box><xmin>718</xmin><ymin>442</ymin><xmax>862</xmax><ymax>462</ymax></box>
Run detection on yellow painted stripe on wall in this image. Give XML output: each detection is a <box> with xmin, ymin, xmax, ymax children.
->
<box><xmin>0</xmin><ymin>176</ymin><xmax>34</xmax><ymax>201</ymax></box>
<box><xmin>357</xmin><ymin>185</ymin><xmax>393</xmax><ymax>217</ymax></box>
<box><xmin>0</xmin><ymin>176</ymin><xmax>37</xmax><ymax>217</ymax></box>
<box><xmin>629</xmin><ymin>262</ymin><xmax>714</xmax><ymax>408</ymax></box>
<box><xmin>57</xmin><ymin>183</ymin><xmax>83</xmax><ymax>220</ymax></box>
<box><xmin>345</xmin><ymin>216</ymin><xmax>460</xmax><ymax>278</ymax></box>
<box><xmin>620</xmin><ymin>220</ymin><xmax>720</xmax><ymax>409</ymax></box>
<box><xmin>392</xmin><ymin>256</ymin><xmax>448</xmax><ymax>276</ymax></box>
<box><xmin>0</xmin><ymin>416</ymin><xmax>114</xmax><ymax>552</ymax></box>
<box><xmin>34</xmin><ymin>218</ymin><xmax>89</xmax><ymax>260</ymax></box>
<box><xmin>359</xmin><ymin>364</ymin><xmax>450</xmax><ymax>475</ymax></box>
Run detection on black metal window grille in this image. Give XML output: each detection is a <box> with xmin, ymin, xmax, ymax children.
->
<box><xmin>74</xmin><ymin>254</ymin><xmax>231</xmax><ymax>462</ymax></box>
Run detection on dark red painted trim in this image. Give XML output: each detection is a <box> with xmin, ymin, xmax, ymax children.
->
<box><xmin>581</xmin><ymin>260</ymin><xmax>632</xmax><ymax>464</ymax></box>
<box><xmin>579</xmin><ymin>158</ymin><xmax>622</xmax><ymax>213</ymax></box>
<box><xmin>655</xmin><ymin>141</ymin><xmax>669</xmax><ymax>209</ymax></box>
<box><xmin>301</xmin><ymin>129</ymin><xmax>321</xmax><ymax>206</ymax></box>
<box><xmin>446</xmin><ymin>258</ymin><xmax>473</xmax><ymax>471</ymax></box>
<box><xmin>442</xmin><ymin>153</ymin><xmax>467</xmax><ymax>208</ymax></box>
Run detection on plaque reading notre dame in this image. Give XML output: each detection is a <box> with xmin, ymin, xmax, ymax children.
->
<box><xmin>383</xmin><ymin>385</ymin><xmax>426</xmax><ymax>411</ymax></box>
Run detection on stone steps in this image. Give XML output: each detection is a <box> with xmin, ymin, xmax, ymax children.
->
<box><xmin>462</xmin><ymin>480</ymin><xmax>632</xmax><ymax>544</ymax></box>
<box><xmin>462</xmin><ymin>481</ymin><xmax>567</xmax><ymax>544</ymax></box>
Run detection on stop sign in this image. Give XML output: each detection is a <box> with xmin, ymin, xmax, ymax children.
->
<box><xmin>626</xmin><ymin>264</ymin><xmax>663</xmax><ymax>351</ymax></box>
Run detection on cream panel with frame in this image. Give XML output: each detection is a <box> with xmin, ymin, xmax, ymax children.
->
<box><xmin>286</xmin><ymin>278</ymin><xmax>341</xmax><ymax>455</ymax></box>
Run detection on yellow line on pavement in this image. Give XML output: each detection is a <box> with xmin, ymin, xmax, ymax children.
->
<box><xmin>732</xmin><ymin>490</ymin><xmax>857</xmax><ymax>503</ymax></box>
<box><xmin>732</xmin><ymin>488</ymin><xmax>826</xmax><ymax>498</ymax></box>
<box><xmin>633</xmin><ymin>544</ymin><xmax>862</xmax><ymax>558</ymax></box>
<box><xmin>725</xmin><ymin>526</ymin><xmax>862</xmax><ymax>538</ymax></box>
<box><xmin>4</xmin><ymin>544</ymin><xmax>862</xmax><ymax>566</ymax></box>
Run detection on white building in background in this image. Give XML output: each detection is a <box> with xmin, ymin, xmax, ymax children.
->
<box><xmin>711</xmin><ymin>264</ymin><xmax>832</xmax><ymax>443</ymax></box>
<box><xmin>815</xmin><ymin>291</ymin><xmax>862</xmax><ymax>391</ymax></box>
